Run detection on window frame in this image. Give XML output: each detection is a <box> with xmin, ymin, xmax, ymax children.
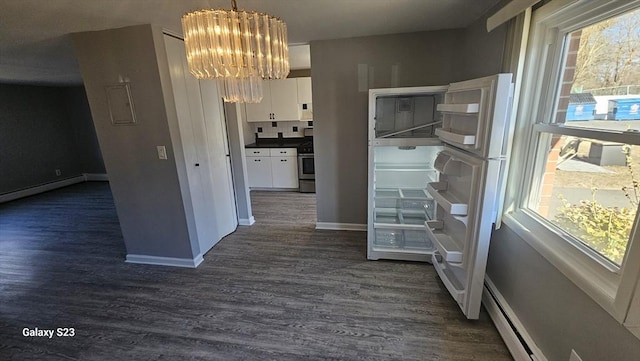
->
<box><xmin>504</xmin><ymin>0</ymin><xmax>640</xmax><ymax>328</ymax></box>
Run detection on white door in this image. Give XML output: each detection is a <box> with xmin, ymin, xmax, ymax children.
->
<box><xmin>164</xmin><ymin>35</ymin><xmax>238</xmax><ymax>255</ymax></box>
<box><xmin>199</xmin><ymin>80</ymin><xmax>239</xmax><ymax>239</ymax></box>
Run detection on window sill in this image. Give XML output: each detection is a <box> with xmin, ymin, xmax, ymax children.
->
<box><xmin>502</xmin><ymin>210</ymin><xmax>625</xmax><ymax>322</ymax></box>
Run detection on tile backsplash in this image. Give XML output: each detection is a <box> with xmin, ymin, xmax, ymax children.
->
<box><xmin>251</xmin><ymin>121</ymin><xmax>311</xmax><ymax>139</ymax></box>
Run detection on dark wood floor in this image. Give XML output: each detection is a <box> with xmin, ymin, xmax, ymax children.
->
<box><xmin>0</xmin><ymin>183</ymin><xmax>511</xmax><ymax>360</ymax></box>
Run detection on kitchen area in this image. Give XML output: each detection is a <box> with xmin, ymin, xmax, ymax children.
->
<box><xmin>243</xmin><ymin>76</ymin><xmax>314</xmax><ymax>191</ymax></box>
<box><xmin>241</xmin><ymin>74</ymin><xmax>317</xmax><ymax>223</ymax></box>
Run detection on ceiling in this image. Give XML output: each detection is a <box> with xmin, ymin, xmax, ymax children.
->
<box><xmin>0</xmin><ymin>0</ymin><xmax>502</xmax><ymax>85</ymax></box>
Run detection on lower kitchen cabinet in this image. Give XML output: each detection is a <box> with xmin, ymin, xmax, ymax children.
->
<box><xmin>246</xmin><ymin>148</ymin><xmax>299</xmax><ymax>189</ymax></box>
<box><xmin>271</xmin><ymin>156</ymin><xmax>298</xmax><ymax>188</ymax></box>
<box><xmin>246</xmin><ymin>156</ymin><xmax>272</xmax><ymax>188</ymax></box>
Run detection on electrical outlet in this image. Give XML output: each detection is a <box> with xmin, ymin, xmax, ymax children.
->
<box><xmin>157</xmin><ymin>146</ymin><xmax>168</xmax><ymax>160</ymax></box>
<box><xmin>569</xmin><ymin>349</ymin><xmax>584</xmax><ymax>361</ymax></box>
<box><xmin>55</xmin><ymin>169</ymin><xmax>61</xmax><ymax>176</ymax></box>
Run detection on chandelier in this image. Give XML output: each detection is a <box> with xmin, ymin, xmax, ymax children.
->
<box><xmin>181</xmin><ymin>0</ymin><xmax>290</xmax><ymax>103</ymax></box>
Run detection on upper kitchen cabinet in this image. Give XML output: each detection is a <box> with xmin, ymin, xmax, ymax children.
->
<box><xmin>297</xmin><ymin>77</ymin><xmax>312</xmax><ymax>104</ymax></box>
<box><xmin>246</xmin><ymin>78</ymin><xmax>299</xmax><ymax>122</ymax></box>
<box><xmin>297</xmin><ymin>77</ymin><xmax>313</xmax><ymax>120</ymax></box>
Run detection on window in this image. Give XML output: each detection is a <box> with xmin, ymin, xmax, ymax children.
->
<box><xmin>525</xmin><ymin>8</ymin><xmax>640</xmax><ymax>269</ymax></box>
<box><xmin>506</xmin><ymin>0</ymin><xmax>640</xmax><ymax>332</ymax></box>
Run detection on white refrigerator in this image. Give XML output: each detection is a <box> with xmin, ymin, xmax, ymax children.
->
<box><xmin>367</xmin><ymin>74</ymin><xmax>513</xmax><ymax>319</ymax></box>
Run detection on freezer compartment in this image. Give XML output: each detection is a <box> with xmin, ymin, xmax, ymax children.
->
<box><xmin>436</xmin><ymin>74</ymin><xmax>513</xmax><ymax>158</ymax></box>
<box><xmin>374</xmin><ymin>93</ymin><xmax>444</xmax><ymax>138</ymax></box>
<box><xmin>373</xmin><ymin>228</ymin><xmax>434</xmax><ymax>252</ymax></box>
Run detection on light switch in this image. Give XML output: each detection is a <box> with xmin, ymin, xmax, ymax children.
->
<box><xmin>157</xmin><ymin>146</ymin><xmax>168</xmax><ymax>160</ymax></box>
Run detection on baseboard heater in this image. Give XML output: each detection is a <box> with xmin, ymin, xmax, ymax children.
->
<box><xmin>482</xmin><ymin>280</ymin><xmax>546</xmax><ymax>361</ymax></box>
<box><xmin>0</xmin><ymin>173</ymin><xmax>108</xmax><ymax>204</ymax></box>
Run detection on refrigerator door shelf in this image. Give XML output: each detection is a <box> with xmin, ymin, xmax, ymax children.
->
<box><xmin>431</xmin><ymin>253</ymin><xmax>465</xmax><ymax>304</ymax></box>
<box><xmin>436</xmin><ymin>103</ymin><xmax>479</xmax><ymax>114</ymax></box>
<box><xmin>439</xmin><ymin>74</ymin><xmax>513</xmax><ymax>158</ymax></box>
<box><xmin>426</xmin><ymin>182</ymin><xmax>468</xmax><ymax>216</ymax></box>
<box><xmin>433</xmin><ymin>152</ymin><xmax>464</xmax><ymax>176</ymax></box>
<box><xmin>435</xmin><ymin>128</ymin><xmax>476</xmax><ymax>145</ymax></box>
<box><xmin>424</xmin><ymin>221</ymin><xmax>463</xmax><ymax>263</ymax></box>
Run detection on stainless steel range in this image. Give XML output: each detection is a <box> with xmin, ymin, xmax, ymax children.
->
<box><xmin>297</xmin><ymin>129</ymin><xmax>315</xmax><ymax>193</ymax></box>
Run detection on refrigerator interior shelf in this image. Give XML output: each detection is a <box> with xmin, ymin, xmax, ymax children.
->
<box><xmin>373</xmin><ymin>229</ymin><xmax>434</xmax><ymax>252</ymax></box>
<box><xmin>374</xmin><ymin>163</ymin><xmax>438</xmax><ymax>172</ymax></box>
<box><xmin>424</xmin><ymin>221</ymin><xmax>463</xmax><ymax>263</ymax></box>
<box><xmin>374</xmin><ymin>208</ymin><xmax>429</xmax><ymax>229</ymax></box>
<box><xmin>426</xmin><ymin>182</ymin><xmax>468</xmax><ymax>215</ymax></box>
<box><xmin>431</xmin><ymin>253</ymin><xmax>464</xmax><ymax>303</ymax></box>
<box><xmin>375</xmin><ymin>188</ymin><xmax>430</xmax><ymax>199</ymax></box>
<box><xmin>436</xmin><ymin>103</ymin><xmax>479</xmax><ymax>114</ymax></box>
<box><xmin>434</xmin><ymin>128</ymin><xmax>476</xmax><ymax>145</ymax></box>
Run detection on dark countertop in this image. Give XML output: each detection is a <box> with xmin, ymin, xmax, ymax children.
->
<box><xmin>245</xmin><ymin>137</ymin><xmax>308</xmax><ymax>149</ymax></box>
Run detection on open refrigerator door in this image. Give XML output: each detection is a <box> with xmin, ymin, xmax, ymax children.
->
<box><xmin>426</xmin><ymin>74</ymin><xmax>514</xmax><ymax>319</ymax></box>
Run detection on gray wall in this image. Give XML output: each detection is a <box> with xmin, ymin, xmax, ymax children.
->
<box><xmin>0</xmin><ymin>84</ymin><xmax>104</xmax><ymax>194</ymax></box>
<box><xmin>73</xmin><ymin>25</ymin><xmax>197</xmax><ymax>260</ymax></box>
<box><xmin>487</xmin><ymin>225</ymin><xmax>640</xmax><ymax>360</ymax></box>
<box><xmin>455</xmin><ymin>14</ymin><xmax>507</xmax><ymax>81</ymax></box>
<box><xmin>310</xmin><ymin>30</ymin><xmax>463</xmax><ymax>224</ymax></box>
<box><xmin>63</xmin><ymin>86</ymin><xmax>106</xmax><ymax>174</ymax></box>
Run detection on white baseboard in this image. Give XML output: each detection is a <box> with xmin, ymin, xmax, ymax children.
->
<box><xmin>0</xmin><ymin>176</ymin><xmax>85</xmax><ymax>203</ymax></box>
<box><xmin>238</xmin><ymin>216</ymin><xmax>255</xmax><ymax>226</ymax></box>
<box><xmin>125</xmin><ymin>254</ymin><xmax>204</xmax><ymax>268</ymax></box>
<box><xmin>483</xmin><ymin>277</ymin><xmax>547</xmax><ymax>361</ymax></box>
<box><xmin>83</xmin><ymin>173</ymin><xmax>109</xmax><ymax>181</ymax></box>
<box><xmin>315</xmin><ymin>222</ymin><xmax>367</xmax><ymax>231</ymax></box>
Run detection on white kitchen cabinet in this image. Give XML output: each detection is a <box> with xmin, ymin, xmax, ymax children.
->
<box><xmin>271</xmin><ymin>156</ymin><xmax>299</xmax><ymax>188</ymax></box>
<box><xmin>246</xmin><ymin>155</ymin><xmax>273</xmax><ymax>188</ymax></box>
<box><xmin>245</xmin><ymin>89</ymin><xmax>273</xmax><ymax>122</ymax></box>
<box><xmin>246</xmin><ymin>148</ymin><xmax>298</xmax><ymax>189</ymax></box>
<box><xmin>297</xmin><ymin>77</ymin><xmax>312</xmax><ymax>104</ymax></box>
<box><xmin>269</xmin><ymin>148</ymin><xmax>296</xmax><ymax>156</ymax></box>
<box><xmin>246</xmin><ymin>79</ymin><xmax>299</xmax><ymax>122</ymax></box>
